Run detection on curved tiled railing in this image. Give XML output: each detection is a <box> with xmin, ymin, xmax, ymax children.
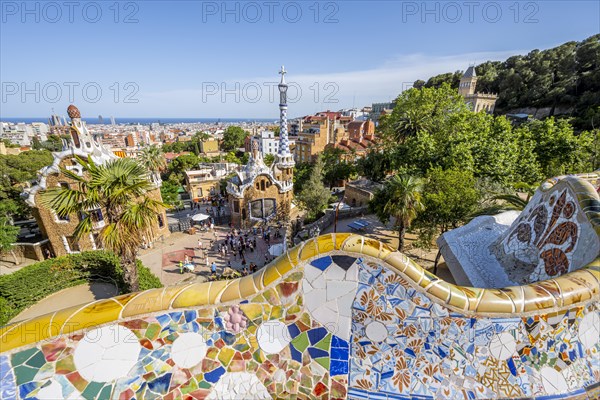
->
<box><xmin>1</xmin><ymin>232</ymin><xmax>598</xmax><ymax>353</ymax></box>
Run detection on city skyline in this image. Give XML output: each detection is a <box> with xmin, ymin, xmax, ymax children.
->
<box><xmin>1</xmin><ymin>1</ymin><xmax>598</xmax><ymax>117</ymax></box>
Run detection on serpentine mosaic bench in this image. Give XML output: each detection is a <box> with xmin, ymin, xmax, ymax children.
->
<box><xmin>1</xmin><ymin>236</ymin><xmax>599</xmax><ymax>398</ymax></box>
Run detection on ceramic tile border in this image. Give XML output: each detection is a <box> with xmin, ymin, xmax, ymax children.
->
<box><xmin>1</xmin><ymin>231</ymin><xmax>598</xmax><ymax>352</ymax></box>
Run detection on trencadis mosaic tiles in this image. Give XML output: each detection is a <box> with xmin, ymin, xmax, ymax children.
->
<box><xmin>1</xmin><ymin>252</ymin><xmax>598</xmax><ymax>399</ymax></box>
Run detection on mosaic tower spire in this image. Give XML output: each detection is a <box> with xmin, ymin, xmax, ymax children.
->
<box><xmin>276</xmin><ymin>66</ymin><xmax>294</xmax><ymax>168</ymax></box>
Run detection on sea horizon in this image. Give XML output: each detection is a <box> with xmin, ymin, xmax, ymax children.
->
<box><xmin>0</xmin><ymin>117</ymin><xmax>278</xmax><ymax>125</ymax></box>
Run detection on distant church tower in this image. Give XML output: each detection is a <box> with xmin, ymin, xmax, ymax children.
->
<box><xmin>459</xmin><ymin>65</ymin><xmax>498</xmax><ymax>114</ymax></box>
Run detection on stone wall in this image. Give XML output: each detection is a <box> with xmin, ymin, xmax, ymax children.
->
<box><xmin>1</xmin><ymin>233</ymin><xmax>598</xmax><ymax>399</ymax></box>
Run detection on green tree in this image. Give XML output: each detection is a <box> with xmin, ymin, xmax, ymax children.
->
<box><xmin>264</xmin><ymin>153</ymin><xmax>275</xmax><ymax>167</ymax></box>
<box><xmin>160</xmin><ymin>180</ymin><xmax>182</xmax><ymax>209</ymax></box>
<box><xmin>222</xmin><ymin>126</ymin><xmax>248</xmax><ymax>151</ymax></box>
<box><xmin>370</xmin><ymin>174</ymin><xmax>424</xmax><ymax>251</ymax></box>
<box><xmin>0</xmin><ymin>201</ymin><xmax>20</xmax><ymax>265</ymax></box>
<box><xmin>293</xmin><ymin>162</ymin><xmax>313</xmax><ymax>194</ymax></box>
<box><xmin>416</xmin><ymin>168</ymin><xmax>481</xmax><ymax>234</ymax></box>
<box><xmin>296</xmin><ymin>154</ymin><xmax>330</xmax><ymax>220</ymax></box>
<box><xmin>138</xmin><ymin>145</ymin><xmax>167</xmax><ymax>181</ymax></box>
<box><xmin>40</xmin><ymin>156</ymin><xmax>166</xmax><ymax>291</ymax></box>
<box><xmin>322</xmin><ymin>147</ymin><xmax>356</xmax><ymax>188</ymax></box>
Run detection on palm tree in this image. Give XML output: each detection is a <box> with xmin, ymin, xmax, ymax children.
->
<box><xmin>40</xmin><ymin>156</ymin><xmax>166</xmax><ymax>291</ymax></box>
<box><xmin>138</xmin><ymin>145</ymin><xmax>167</xmax><ymax>182</ymax></box>
<box><xmin>371</xmin><ymin>174</ymin><xmax>424</xmax><ymax>251</ymax></box>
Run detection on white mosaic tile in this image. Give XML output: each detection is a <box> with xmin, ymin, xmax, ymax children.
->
<box><xmin>578</xmin><ymin>311</ymin><xmax>600</xmax><ymax>350</ymax></box>
<box><xmin>206</xmin><ymin>372</ymin><xmax>271</xmax><ymax>400</ymax></box>
<box><xmin>488</xmin><ymin>331</ymin><xmax>516</xmax><ymax>360</ymax></box>
<box><xmin>365</xmin><ymin>321</ymin><xmax>388</xmax><ymax>342</ymax></box>
<box><xmin>302</xmin><ymin>262</ymin><xmax>359</xmax><ymax>341</ymax></box>
<box><xmin>540</xmin><ymin>366</ymin><xmax>569</xmax><ymax>395</ymax></box>
<box><xmin>36</xmin><ymin>379</ymin><xmax>63</xmax><ymax>400</ymax></box>
<box><xmin>172</xmin><ymin>332</ymin><xmax>207</xmax><ymax>368</ymax></box>
<box><xmin>73</xmin><ymin>325</ymin><xmax>140</xmax><ymax>382</ymax></box>
<box><xmin>256</xmin><ymin>320</ymin><xmax>290</xmax><ymax>354</ymax></box>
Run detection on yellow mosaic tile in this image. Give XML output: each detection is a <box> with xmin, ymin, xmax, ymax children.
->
<box><xmin>239</xmin><ymin>303</ymin><xmax>263</xmax><ymax>321</ymax></box>
<box><xmin>553</xmin><ymin>273</ymin><xmax>596</xmax><ymax>306</ymax></box>
<box><xmin>238</xmin><ymin>274</ymin><xmax>258</xmax><ymax>298</ymax></box>
<box><xmin>424</xmin><ymin>280</ymin><xmax>452</xmax><ymax>303</ymax></box>
<box><xmin>219</xmin><ymin>280</ymin><xmax>242</xmax><ymax>303</ymax></box>
<box><xmin>446</xmin><ymin>285</ymin><xmax>470</xmax><ymax>311</ymax></box>
<box><xmin>520</xmin><ymin>284</ymin><xmax>557</xmax><ymax>312</ymax></box>
<box><xmin>316</xmin><ymin>233</ymin><xmax>335</xmax><ymax>254</ymax></box>
<box><xmin>462</xmin><ymin>287</ymin><xmax>484</xmax><ymax>312</ymax></box>
<box><xmin>286</xmin><ymin>243</ymin><xmax>301</xmax><ymax>266</ymax></box>
<box><xmin>274</xmin><ymin>255</ymin><xmax>294</xmax><ymax>277</ymax></box>
<box><xmin>262</xmin><ymin>263</ymin><xmax>283</xmax><ymax>287</ymax></box>
<box><xmin>401</xmin><ymin>259</ymin><xmax>425</xmax><ymax>284</ymax></box>
<box><xmin>474</xmin><ymin>290</ymin><xmax>516</xmax><ymax>313</ymax></box>
<box><xmin>218</xmin><ymin>346</ymin><xmax>235</xmax><ymax>366</ymax></box>
<box><xmin>171</xmin><ymin>283</ymin><xmax>211</xmax><ymax>309</ymax></box>
<box><xmin>120</xmin><ymin>288</ymin><xmax>169</xmax><ymax>318</ymax></box>
<box><xmin>384</xmin><ymin>252</ymin><xmax>410</xmax><ymax>274</ymax></box>
<box><xmin>379</xmin><ymin>242</ymin><xmax>395</xmax><ymax>260</ymax></box>
<box><xmin>62</xmin><ymin>299</ymin><xmax>123</xmax><ymax>333</ymax></box>
<box><xmin>0</xmin><ymin>323</ymin><xmax>31</xmax><ymax>353</ymax></box>
<box><xmin>252</xmin><ymin>268</ymin><xmax>266</xmax><ymax>291</ymax></box>
<box><xmin>500</xmin><ymin>287</ymin><xmax>526</xmax><ymax>313</ymax></box>
<box><xmin>417</xmin><ymin>269</ymin><xmax>437</xmax><ymax>289</ymax></box>
<box><xmin>333</xmin><ymin>232</ymin><xmax>351</xmax><ymax>250</ymax></box>
<box><xmin>299</xmin><ymin>238</ymin><xmax>318</xmax><ymax>261</ymax></box>
<box><xmin>208</xmin><ymin>279</ymin><xmax>231</xmax><ymax>303</ymax></box>
<box><xmin>340</xmin><ymin>234</ymin><xmax>363</xmax><ymax>254</ymax></box>
<box><xmin>361</xmin><ymin>237</ymin><xmax>381</xmax><ymax>258</ymax></box>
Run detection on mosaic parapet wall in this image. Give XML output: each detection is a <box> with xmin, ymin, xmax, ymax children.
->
<box><xmin>1</xmin><ymin>234</ymin><xmax>599</xmax><ymax>399</ymax></box>
<box><xmin>493</xmin><ymin>172</ymin><xmax>600</xmax><ymax>284</ymax></box>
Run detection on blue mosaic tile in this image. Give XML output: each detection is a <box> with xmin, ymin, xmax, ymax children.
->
<box><xmin>288</xmin><ymin>323</ymin><xmax>301</xmax><ymax>339</ymax></box>
<box><xmin>307</xmin><ymin>347</ymin><xmax>328</xmax><ymax>359</ymax></box>
<box><xmin>330</xmin><ymin>360</ymin><xmax>349</xmax><ymax>376</ymax></box>
<box><xmin>0</xmin><ymin>355</ymin><xmax>17</xmax><ymax>400</ymax></box>
<box><xmin>310</xmin><ymin>256</ymin><xmax>332</xmax><ymax>271</ymax></box>
<box><xmin>331</xmin><ymin>335</ymin><xmax>348</xmax><ymax>349</ymax></box>
<box><xmin>307</xmin><ymin>327</ymin><xmax>327</xmax><ymax>345</ymax></box>
<box><xmin>184</xmin><ymin>310</ymin><xmax>196</xmax><ymax>323</ymax></box>
<box><xmin>290</xmin><ymin>344</ymin><xmax>302</xmax><ymax>362</ymax></box>
<box><xmin>147</xmin><ymin>373</ymin><xmax>172</xmax><ymax>394</ymax></box>
<box><xmin>331</xmin><ymin>255</ymin><xmax>356</xmax><ymax>270</ymax></box>
<box><xmin>204</xmin><ymin>366</ymin><xmax>226</xmax><ymax>383</ymax></box>
<box><xmin>331</xmin><ymin>347</ymin><xmax>349</xmax><ymax>361</ymax></box>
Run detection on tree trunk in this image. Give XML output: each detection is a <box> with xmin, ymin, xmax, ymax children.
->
<box><xmin>122</xmin><ymin>258</ymin><xmax>140</xmax><ymax>292</ymax></box>
<box><xmin>398</xmin><ymin>223</ymin><xmax>406</xmax><ymax>252</ymax></box>
<box><xmin>10</xmin><ymin>250</ymin><xmax>20</xmax><ymax>266</ymax></box>
<box><xmin>433</xmin><ymin>250</ymin><xmax>442</xmax><ymax>275</ymax></box>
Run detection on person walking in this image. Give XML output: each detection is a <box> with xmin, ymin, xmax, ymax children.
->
<box><xmin>211</xmin><ymin>261</ymin><xmax>217</xmax><ymax>275</ymax></box>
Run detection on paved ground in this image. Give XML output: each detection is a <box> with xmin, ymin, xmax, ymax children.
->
<box><xmin>138</xmin><ymin>225</ymin><xmax>286</xmax><ymax>286</ymax></box>
<box><xmin>9</xmin><ymin>282</ymin><xmax>118</xmax><ymax>324</ymax></box>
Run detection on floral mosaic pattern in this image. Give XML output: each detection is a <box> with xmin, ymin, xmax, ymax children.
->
<box><xmin>348</xmin><ymin>258</ymin><xmax>600</xmax><ymax>399</ymax></box>
<box><xmin>0</xmin><ymin>252</ymin><xmax>598</xmax><ymax>399</ymax></box>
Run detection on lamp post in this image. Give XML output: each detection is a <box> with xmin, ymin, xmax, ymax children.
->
<box><xmin>333</xmin><ymin>200</ymin><xmax>342</xmax><ymax>233</ymax></box>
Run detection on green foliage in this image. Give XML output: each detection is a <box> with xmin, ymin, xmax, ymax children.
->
<box><xmin>516</xmin><ymin>117</ymin><xmax>595</xmax><ymax>178</ymax></box>
<box><xmin>370</xmin><ymin>174</ymin><xmax>424</xmax><ymax>251</ymax></box>
<box><xmin>322</xmin><ymin>147</ymin><xmax>356</xmax><ymax>188</ymax></box>
<box><xmin>160</xmin><ymin>180</ymin><xmax>182</xmax><ymax>208</ymax></box>
<box><xmin>0</xmin><ymin>149</ymin><xmax>54</xmax><ymax>219</ymax></box>
<box><xmin>293</xmin><ymin>162</ymin><xmax>313</xmax><ymax>194</ymax></box>
<box><xmin>138</xmin><ymin>145</ymin><xmax>167</xmax><ymax>174</ymax></box>
<box><xmin>296</xmin><ymin>154</ymin><xmax>331</xmax><ymax>220</ymax></box>
<box><xmin>357</xmin><ymin>148</ymin><xmax>395</xmax><ymax>183</ymax></box>
<box><xmin>415</xmin><ymin>34</ymin><xmax>600</xmax><ymax>129</ymax></box>
<box><xmin>39</xmin><ymin>156</ymin><xmax>166</xmax><ymax>292</ymax></box>
<box><xmin>264</xmin><ymin>153</ymin><xmax>275</xmax><ymax>167</ymax></box>
<box><xmin>222</xmin><ymin>126</ymin><xmax>248</xmax><ymax>151</ymax></box>
<box><xmin>415</xmin><ymin>168</ymin><xmax>481</xmax><ymax>234</ymax></box>
<box><xmin>0</xmin><ymin>201</ymin><xmax>19</xmax><ymax>257</ymax></box>
<box><xmin>0</xmin><ymin>251</ymin><xmax>162</xmax><ymax>326</ymax></box>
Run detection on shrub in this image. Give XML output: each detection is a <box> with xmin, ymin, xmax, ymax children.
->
<box><xmin>0</xmin><ymin>251</ymin><xmax>161</xmax><ymax>326</ymax></box>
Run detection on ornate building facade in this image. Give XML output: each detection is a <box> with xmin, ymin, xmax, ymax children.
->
<box><xmin>227</xmin><ymin>67</ymin><xmax>295</xmax><ymax>226</ymax></box>
<box><xmin>22</xmin><ymin>105</ymin><xmax>170</xmax><ymax>257</ymax></box>
<box><xmin>459</xmin><ymin>65</ymin><xmax>498</xmax><ymax>113</ymax></box>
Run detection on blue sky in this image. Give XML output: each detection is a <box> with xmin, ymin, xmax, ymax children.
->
<box><xmin>1</xmin><ymin>0</ymin><xmax>599</xmax><ymax>118</ymax></box>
